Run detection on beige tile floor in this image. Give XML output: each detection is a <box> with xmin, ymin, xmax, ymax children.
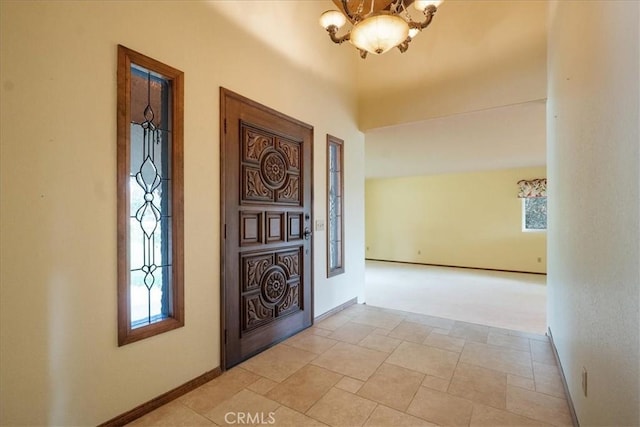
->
<box><xmin>130</xmin><ymin>304</ymin><xmax>572</xmax><ymax>427</ymax></box>
<box><xmin>365</xmin><ymin>261</ymin><xmax>547</xmax><ymax>334</ymax></box>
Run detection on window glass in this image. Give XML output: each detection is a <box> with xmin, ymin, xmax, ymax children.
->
<box><xmin>117</xmin><ymin>45</ymin><xmax>184</xmax><ymax>345</ymax></box>
<box><xmin>327</xmin><ymin>135</ymin><xmax>344</xmax><ymax>276</ymax></box>
<box><xmin>523</xmin><ymin>197</ymin><xmax>547</xmax><ymax>231</ymax></box>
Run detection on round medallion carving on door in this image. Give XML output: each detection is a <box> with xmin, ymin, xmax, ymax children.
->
<box><xmin>260</xmin><ymin>150</ymin><xmax>288</xmax><ymax>189</ymax></box>
<box><xmin>260</xmin><ymin>266</ymin><xmax>289</xmax><ymax>305</ymax></box>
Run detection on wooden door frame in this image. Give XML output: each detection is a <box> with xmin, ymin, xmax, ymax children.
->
<box><xmin>219</xmin><ymin>87</ymin><xmax>314</xmax><ymax>370</ymax></box>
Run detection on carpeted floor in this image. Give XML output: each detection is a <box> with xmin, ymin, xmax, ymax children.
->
<box><xmin>365</xmin><ymin>260</ymin><xmax>547</xmax><ymax>334</ymax></box>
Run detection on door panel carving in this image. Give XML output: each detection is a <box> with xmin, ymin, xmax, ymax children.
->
<box><xmin>266</xmin><ymin>212</ymin><xmax>285</xmax><ymax>243</ymax></box>
<box><xmin>240</xmin><ymin>122</ymin><xmax>302</xmax><ymax>206</ymax></box>
<box><xmin>243</xmin><ymin>166</ymin><xmax>273</xmax><ymax>201</ymax></box>
<box><xmin>279</xmin><ymin>139</ymin><xmax>300</xmax><ymax>170</ymax></box>
<box><xmin>278</xmin><ymin>283</ymin><xmax>299</xmax><ymax>316</ymax></box>
<box><xmin>222</xmin><ymin>89</ymin><xmax>313</xmax><ymax>368</ymax></box>
<box><xmin>244</xmin><ymin>294</ymin><xmax>274</xmax><ymax>330</ymax></box>
<box><xmin>243</xmin><ymin>254</ymin><xmax>273</xmax><ymax>292</ymax></box>
<box><xmin>287</xmin><ymin>213</ymin><xmax>303</xmax><ymax>241</ymax></box>
<box><xmin>277</xmin><ymin>175</ymin><xmax>300</xmax><ymax>204</ymax></box>
<box><xmin>243</xmin><ymin>127</ymin><xmax>274</xmax><ymax>162</ymax></box>
<box><xmin>240</xmin><ymin>250</ymin><xmax>303</xmax><ymax>335</ymax></box>
<box><xmin>278</xmin><ymin>249</ymin><xmax>301</xmax><ymax>278</ymax></box>
<box><xmin>240</xmin><ymin>211</ymin><xmax>263</xmax><ymax>246</ymax></box>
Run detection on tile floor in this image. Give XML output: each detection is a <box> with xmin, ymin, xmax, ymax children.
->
<box><xmin>129</xmin><ymin>304</ymin><xmax>572</xmax><ymax>427</ymax></box>
<box><xmin>365</xmin><ymin>261</ymin><xmax>547</xmax><ymax>334</ymax></box>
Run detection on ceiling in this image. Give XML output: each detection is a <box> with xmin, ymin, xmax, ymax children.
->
<box><xmin>365</xmin><ymin>100</ymin><xmax>546</xmax><ymax>178</ymax></box>
<box><xmin>355</xmin><ymin>0</ymin><xmax>548</xmax><ymax>99</ymax></box>
<box><xmin>330</xmin><ymin>0</ymin><xmax>415</xmax><ymax>18</ymax></box>
<box><xmin>327</xmin><ymin>0</ymin><xmax>550</xmax><ymax>177</ymax></box>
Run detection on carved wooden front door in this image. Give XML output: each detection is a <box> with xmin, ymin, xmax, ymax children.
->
<box><xmin>220</xmin><ymin>88</ymin><xmax>313</xmax><ymax>369</ymax></box>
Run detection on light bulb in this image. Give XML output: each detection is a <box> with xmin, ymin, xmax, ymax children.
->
<box><xmin>319</xmin><ymin>10</ymin><xmax>347</xmax><ymax>29</ymax></box>
<box><xmin>349</xmin><ymin>13</ymin><xmax>409</xmax><ymax>55</ymax></box>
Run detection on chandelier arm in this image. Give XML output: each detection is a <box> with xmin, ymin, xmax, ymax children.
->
<box><xmin>341</xmin><ymin>0</ymin><xmax>356</xmax><ymax>21</ymax></box>
<box><xmin>390</xmin><ymin>0</ymin><xmax>404</xmax><ymax>13</ymax></box>
<box><xmin>397</xmin><ymin>38</ymin><xmax>411</xmax><ymax>53</ymax></box>
<box><xmin>400</xmin><ymin>1</ymin><xmax>412</xmax><ymax>20</ymax></box>
<box><xmin>327</xmin><ymin>27</ymin><xmax>351</xmax><ymax>44</ymax></box>
<box><xmin>417</xmin><ymin>5</ymin><xmax>437</xmax><ymax>30</ymax></box>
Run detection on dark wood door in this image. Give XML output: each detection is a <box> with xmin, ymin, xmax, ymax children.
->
<box><xmin>220</xmin><ymin>88</ymin><xmax>313</xmax><ymax>369</ymax></box>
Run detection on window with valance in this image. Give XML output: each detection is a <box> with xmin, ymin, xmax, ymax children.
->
<box><xmin>518</xmin><ymin>178</ymin><xmax>547</xmax><ymax>231</ymax></box>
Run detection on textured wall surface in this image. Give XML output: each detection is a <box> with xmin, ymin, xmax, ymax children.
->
<box><xmin>547</xmin><ymin>1</ymin><xmax>640</xmax><ymax>425</ymax></box>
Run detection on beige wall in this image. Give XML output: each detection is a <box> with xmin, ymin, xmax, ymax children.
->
<box><xmin>0</xmin><ymin>1</ymin><xmax>365</xmax><ymax>425</ymax></box>
<box><xmin>366</xmin><ymin>167</ymin><xmax>547</xmax><ymax>273</ymax></box>
<box><xmin>547</xmin><ymin>1</ymin><xmax>639</xmax><ymax>425</ymax></box>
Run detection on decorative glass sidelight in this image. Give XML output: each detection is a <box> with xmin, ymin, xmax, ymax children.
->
<box><xmin>327</xmin><ymin>135</ymin><xmax>345</xmax><ymax>277</ymax></box>
<box><xmin>117</xmin><ymin>45</ymin><xmax>184</xmax><ymax>346</ymax></box>
<box><xmin>129</xmin><ymin>65</ymin><xmax>172</xmax><ymax>327</ymax></box>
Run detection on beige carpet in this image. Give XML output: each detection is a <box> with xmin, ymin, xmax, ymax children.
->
<box><xmin>364</xmin><ymin>260</ymin><xmax>547</xmax><ymax>334</ymax></box>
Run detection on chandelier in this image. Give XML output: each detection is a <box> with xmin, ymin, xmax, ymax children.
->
<box><xmin>319</xmin><ymin>0</ymin><xmax>443</xmax><ymax>58</ymax></box>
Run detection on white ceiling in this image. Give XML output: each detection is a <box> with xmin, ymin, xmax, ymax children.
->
<box><xmin>355</xmin><ymin>0</ymin><xmax>548</xmax><ymax>99</ymax></box>
<box><xmin>347</xmin><ymin>0</ymin><xmax>549</xmax><ymax>178</ymax></box>
<box><xmin>365</xmin><ymin>99</ymin><xmax>546</xmax><ymax>178</ymax></box>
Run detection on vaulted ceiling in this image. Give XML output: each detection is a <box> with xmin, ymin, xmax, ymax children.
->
<box><xmin>322</xmin><ymin>0</ymin><xmax>549</xmax><ymax>177</ymax></box>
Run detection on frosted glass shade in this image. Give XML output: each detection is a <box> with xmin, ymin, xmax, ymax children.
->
<box><xmin>320</xmin><ymin>10</ymin><xmax>347</xmax><ymax>29</ymax></box>
<box><xmin>408</xmin><ymin>27</ymin><xmax>420</xmax><ymax>39</ymax></box>
<box><xmin>350</xmin><ymin>13</ymin><xmax>409</xmax><ymax>55</ymax></box>
<box><xmin>414</xmin><ymin>0</ymin><xmax>443</xmax><ymax>11</ymax></box>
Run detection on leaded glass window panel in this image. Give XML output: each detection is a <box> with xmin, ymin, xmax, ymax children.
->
<box><xmin>129</xmin><ymin>66</ymin><xmax>172</xmax><ymax>327</ymax></box>
<box><xmin>327</xmin><ymin>135</ymin><xmax>344</xmax><ymax>277</ymax></box>
<box><xmin>117</xmin><ymin>45</ymin><xmax>184</xmax><ymax>346</ymax></box>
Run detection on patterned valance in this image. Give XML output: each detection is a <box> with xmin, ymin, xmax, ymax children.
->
<box><xmin>518</xmin><ymin>178</ymin><xmax>547</xmax><ymax>198</ymax></box>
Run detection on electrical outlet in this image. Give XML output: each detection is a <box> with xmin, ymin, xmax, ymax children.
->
<box><xmin>537</xmin><ymin>257</ymin><xmax>542</xmax><ymax>263</ymax></box>
<box><xmin>366</xmin><ymin>246</ymin><xmax>370</xmax><ymax>251</ymax></box>
<box><xmin>315</xmin><ymin>220</ymin><xmax>325</xmax><ymax>231</ymax></box>
<box><xmin>418</xmin><ymin>250</ymin><xmax>421</xmax><ymax>255</ymax></box>
<box><xmin>582</xmin><ymin>367</ymin><xmax>588</xmax><ymax>397</ymax></box>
